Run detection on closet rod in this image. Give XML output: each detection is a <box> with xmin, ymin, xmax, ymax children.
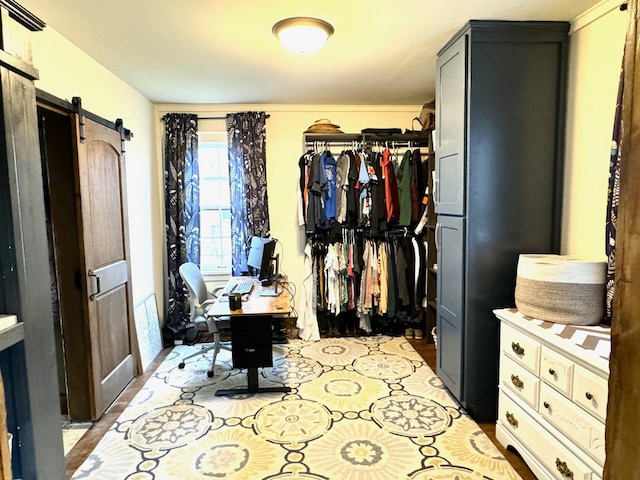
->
<box><xmin>197</xmin><ymin>114</ymin><xmax>271</xmax><ymax>120</ymax></box>
<box><xmin>304</xmin><ymin>141</ymin><xmax>430</xmax><ymax>147</ymax></box>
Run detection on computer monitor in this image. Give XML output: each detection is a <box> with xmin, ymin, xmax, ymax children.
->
<box><xmin>247</xmin><ymin>236</ymin><xmax>278</xmax><ymax>284</ymax></box>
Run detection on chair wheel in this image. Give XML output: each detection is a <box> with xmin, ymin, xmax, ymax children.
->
<box><xmin>207</xmin><ymin>370</ymin><xmax>214</xmax><ymax>378</ymax></box>
<box><xmin>178</xmin><ymin>362</ymin><xmax>185</xmax><ymax>369</ymax></box>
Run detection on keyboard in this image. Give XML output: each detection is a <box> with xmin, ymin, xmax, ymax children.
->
<box><xmin>221</xmin><ymin>280</ymin><xmax>254</xmax><ymax>296</ymax></box>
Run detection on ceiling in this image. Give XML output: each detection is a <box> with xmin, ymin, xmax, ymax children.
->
<box><xmin>19</xmin><ymin>0</ymin><xmax>601</xmax><ymax>105</ymax></box>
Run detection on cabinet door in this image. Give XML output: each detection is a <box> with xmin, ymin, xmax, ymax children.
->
<box><xmin>435</xmin><ymin>33</ymin><xmax>467</xmax><ymax>216</ymax></box>
<box><xmin>436</xmin><ymin>216</ymin><xmax>465</xmax><ymax>399</ymax></box>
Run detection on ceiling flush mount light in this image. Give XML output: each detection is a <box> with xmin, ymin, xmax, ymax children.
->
<box><xmin>272</xmin><ymin>17</ymin><xmax>334</xmax><ymax>55</ymax></box>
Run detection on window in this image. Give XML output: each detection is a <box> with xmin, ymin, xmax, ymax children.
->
<box><xmin>199</xmin><ymin>139</ymin><xmax>232</xmax><ymax>276</ymax></box>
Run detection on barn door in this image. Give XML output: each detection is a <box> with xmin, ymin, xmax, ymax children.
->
<box><xmin>73</xmin><ymin>113</ymin><xmax>137</xmax><ymax>419</ymax></box>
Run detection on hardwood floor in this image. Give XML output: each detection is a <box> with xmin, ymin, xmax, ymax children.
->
<box><xmin>407</xmin><ymin>337</ymin><xmax>537</xmax><ymax>480</ymax></box>
<box><xmin>64</xmin><ymin>348</ymin><xmax>172</xmax><ymax>478</ymax></box>
<box><xmin>65</xmin><ymin>338</ymin><xmax>536</xmax><ymax>479</ymax></box>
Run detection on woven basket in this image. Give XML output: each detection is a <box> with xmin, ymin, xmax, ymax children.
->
<box><xmin>514</xmin><ymin>254</ymin><xmax>606</xmax><ymax>326</ymax></box>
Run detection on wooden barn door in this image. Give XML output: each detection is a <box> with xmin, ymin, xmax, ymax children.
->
<box><xmin>73</xmin><ymin>113</ymin><xmax>137</xmax><ymax>420</ymax></box>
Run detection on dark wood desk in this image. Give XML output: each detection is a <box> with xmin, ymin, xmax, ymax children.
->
<box><xmin>208</xmin><ymin>277</ymin><xmax>292</xmax><ymax>396</ymax></box>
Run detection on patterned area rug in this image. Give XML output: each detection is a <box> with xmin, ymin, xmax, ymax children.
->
<box><xmin>71</xmin><ymin>337</ymin><xmax>521</xmax><ymax>480</ymax></box>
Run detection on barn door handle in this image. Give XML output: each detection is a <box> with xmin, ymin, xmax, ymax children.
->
<box><xmin>88</xmin><ymin>270</ymin><xmax>101</xmax><ymax>300</ymax></box>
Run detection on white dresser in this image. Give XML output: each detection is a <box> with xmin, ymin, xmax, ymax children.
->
<box><xmin>494</xmin><ymin>308</ymin><xmax>610</xmax><ymax>480</ymax></box>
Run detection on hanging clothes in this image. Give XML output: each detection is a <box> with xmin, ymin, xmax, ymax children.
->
<box><xmin>299</xmin><ymin>138</ymin><xmax>431</xmax><ymax>338</ymax></box>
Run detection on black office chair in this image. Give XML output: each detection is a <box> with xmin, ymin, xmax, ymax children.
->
<box><xmin>178</xmin><ymin>262</ymin><xmax>231</xmax><ymax>377</ymax></box>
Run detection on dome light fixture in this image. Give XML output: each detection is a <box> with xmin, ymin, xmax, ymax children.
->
<box><xmin>272</xmin><ymin>17</ymin><xmax>334</xmax><ymax>55</ymax></box>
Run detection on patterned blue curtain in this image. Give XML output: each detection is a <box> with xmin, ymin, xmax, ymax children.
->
<box><xmin>605</xmin><ymin>66</ymin><xmax>624</xmax><ymax>325</ymax></box>
<box><xmin>162</xmin><ymin>113</ymin><xmax>200</xmax><ymax>333</ymax></box>
<box><xmin>226</xmin><ymin>112</ymin><xmax>270</xmax><ymax>275</ymax></box>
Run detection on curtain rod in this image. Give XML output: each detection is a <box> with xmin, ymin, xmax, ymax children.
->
<box><xmin>198</xmin><ymin>114</ymin><xmax>271</xmax><ymax>120</ymax></box>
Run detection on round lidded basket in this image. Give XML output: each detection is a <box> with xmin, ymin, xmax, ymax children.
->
<box><xmin>514</xmin><ymin>254</ymin><xmax>606</xmax><ymax>326</ymax></box>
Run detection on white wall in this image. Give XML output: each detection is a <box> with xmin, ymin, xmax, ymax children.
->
<box><xmin>564</xmin><ymin>0</ymin><xmax>628</xmax><ymax>259</ymax></box>
<box><xmin>155</xmin><ymin>105</ymin><xmax>422</xmax><ymax>309</ymax></box>
<box><xmin>28</xmin><ymin>0</ymin><xmax>628</xmax><ymax>329</ymax></box>
<box><xmin>30</xmin><ymin>27</ymin><xmax>159</xmax><ymax>310</ymax></box>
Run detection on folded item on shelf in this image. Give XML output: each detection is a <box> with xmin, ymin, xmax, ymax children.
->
<box><xmin>361</xmin><ymin>127</ymin><xmax>402</xmax><ymax>136</ymax></box>
<box><xmin>304</xmin><ymin>118</ymin><xmax>343</xmax><ymax>134</ymax></box>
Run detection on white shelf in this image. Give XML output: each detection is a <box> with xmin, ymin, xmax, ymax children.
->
<box><xmin>0</xmin><ymin>317</ymin><xmax>24</xmax><ymax>351</ymax></box>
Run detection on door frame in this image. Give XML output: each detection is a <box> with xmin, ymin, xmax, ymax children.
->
<box><xmin>35</xmin><ymin>90</ymin><xmax>138</xmax><ymax>421</ymax></box>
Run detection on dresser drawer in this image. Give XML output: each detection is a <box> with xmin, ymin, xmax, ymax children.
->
<box><xmin>541</xmin><ymin>346</ymin><xmax>574</xmax><ymax>396</ymax></box>
<box><xmin>499</xmin><ymin>391</ymin><xmax>596</xmax><ymax>480</ymax></box>
<box><xmin>573</xmin><ymin>365</ymin><xmax>608</xmax><ymax>422</ymax></box>
<box><xmin>500</xmin><ymin>355</ymin><xmax>539</xmax><ymax>409</ymax></box>
<box><xmin>539</xmin><ymin>383</ymin><xmax>606</xmax><ymax>466</ymax></box>
<box><xmin>501</xmin><ymin>323</ymin><xmax>541</xmax><ymax>374</ymax></box>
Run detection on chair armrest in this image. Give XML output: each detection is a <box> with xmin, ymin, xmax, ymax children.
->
<box><xmin>210</xmin><ymin>285</ymin><xmax>225</xmax><ymax>298</ymax></box>
<box><xmin>200</xmin><ymin>298</ymin><xmax>218</xmax><ymax>309</ymax></box>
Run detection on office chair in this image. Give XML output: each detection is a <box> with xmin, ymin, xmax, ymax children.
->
<box><xmin>178</xmin><ymin>262</ymin><xmax>231</xmax><ymax>377</ymax></box>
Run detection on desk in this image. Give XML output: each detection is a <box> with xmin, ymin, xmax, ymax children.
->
<box><xmin>208</xmin><ymin>277</ymin><xmax>291</xmax><ymax>396</ymax></box>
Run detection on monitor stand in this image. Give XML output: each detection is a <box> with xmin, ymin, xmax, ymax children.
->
<box><xmin>260</xmin><ymin>257</ymin><xmax>282</xmax><ymax>296</ymax></box>
<box><xmin>260</xmin><ymin>278</ymin><xmax>281</xmax><ymax>297</ymax></box>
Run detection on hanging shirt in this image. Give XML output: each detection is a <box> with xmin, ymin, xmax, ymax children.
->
<box><xmin>370</xmin><ymin>151</ymin><xmax>385</xmax><ymax>235</ymax></box>
<box><xmin>396</xmin><ymin>149</ymin><xmax>413</xmax><ymax>226</ymax></box>
<box><xmin>358</xmin><ymin>153</ymin><xmax>372</xmax><ymax>227</ymax></box>
<box><xmin>298</xmin><ymin>151</ymin><xmax>313</xmax><ymax>226</ymax></box>
<box><xmin>410</xmin><ymin>149</ymin><xmax>421</xmax><ymax>222</ymax></box>
<box><xmin>306</xmin><ymin>153</ymin><xmax>326</xmax><ymax>232</ymax></box>
<box><xmin>357</xmin><ymin>240</ymin><xmax>372</xmax><ymax>333</ymax></box>
<box><xmin>380</xmin><ymin>148</ymin><xmax>400</xmax><ymax>223</ymax></box>
<box><xmin>346</xmin><ymin>151</ymin><xmax>359</xmax><ymax>226</ymax></box>
<box><xmin>335</xmin><ymin>152</ymin><xmax>350</xmax><ymax>224</ymax></box>
<box><xmin>322</xmin><ymin>151</ymin><xmax>337</xmax><ymax>222</ymax></box>
<box><xmin>299</xmin><ymin>241</ymin><xmax>320</xmax><ymax>341</ymax></box>
<box><xmin>324</xmin><ymin>243</ymin><xmax>341</xmax><ymax>315</ymax></box>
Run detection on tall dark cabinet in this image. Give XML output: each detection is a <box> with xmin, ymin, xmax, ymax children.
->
<box><xmin>0</xmin><ymin>2</ymin><xmax>65</xmax><ymax>478</ymax></box>
<box><xmin>434</xmin><ymin>21</ymin><xmax>568</xmax><ymax>422</ymax></box>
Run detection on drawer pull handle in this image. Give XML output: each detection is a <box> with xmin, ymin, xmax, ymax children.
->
<box><xmin>555</xmin><ymin>458</ymin><xmax>574</xmax><ymax>478</ymax></box>
<box><xmin>510</xmin><ymin>374</ymin><xmax>524</xmax><ymax>389</ymax></box>
<box><xmin>543</xmin><ymin>401</ymin><xmax>550</xmax><ymax>409</ymax></box>
<box><xmin>511</xmin><ymin>342</ymin><xmax>525</xmax><ymax>355</ymax></box>
<box><xmin>505</xmin><ymin>411</ymin><xmax>518</xmax><ymax>427</ymax></box>
<box><xmin>585</xmin><ymin>392</ymin><xmax>593</xmax><ymax>400</ymax></box>
<box><xmin>548</xmin><ymin>368</ymin><xmax>556</xmax><ymax>376</ymax></box>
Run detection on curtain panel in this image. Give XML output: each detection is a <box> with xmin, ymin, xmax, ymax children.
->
<box><xmin>605</xmin><ymin>66</ymin><xmax>623</xmax><ymax>325</ymax></box>
<box><xmin>162</xmin><ymin>113</ymin><xmax>200</xmax><ymax>333</ymax></box>
<box><xmin>226</xmin><ymin>112</ymin><xmax>271</xmax><ymax>275</ymax></box>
